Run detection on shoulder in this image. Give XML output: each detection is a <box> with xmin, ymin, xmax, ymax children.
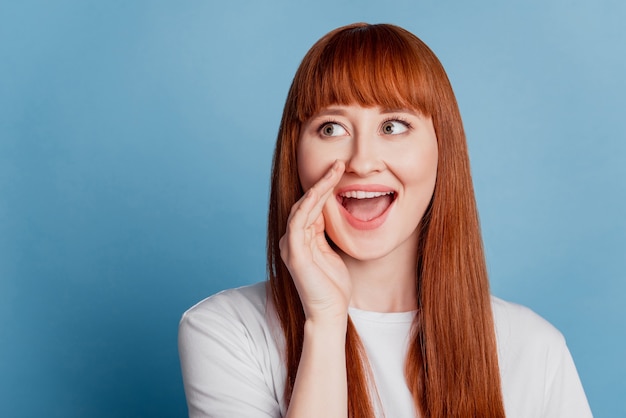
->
<box><xmin>179</xmin><ymin>281</ymin><xmax>274</xmax><ymax>345</ymax></box>
<box><xmin>178</xmin><ymin>281</ymin><xmax>275</xmax><ymax>354</ymax></box>
<box><xmin>490</xmin><ymin>296</ymin><xmax>569</xmax><ymax>390</ymax></box>
<box><xmin>491</xmin><ymin>297</ymin><xmax>593</xmax><ymax>418</ymax></box>
<box><xmin>181</xmin><ymin>281</ymin><xmax>268</xmax><ymax>321</ymax></box>
<box><xmin>178</xmin><ymin>282</ymin><xmax>286</xmax><ymax>417</ymax></box>
<box><xmin>491</xmin><ymin>296</ymin><xmax>565</xmax><ymax>351</ymax></box>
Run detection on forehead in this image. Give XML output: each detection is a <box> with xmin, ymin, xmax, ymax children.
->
<box><xmin>293</xmin><ymin>62</ymin><xmax>433</xmax><ymax>124</ymax></box>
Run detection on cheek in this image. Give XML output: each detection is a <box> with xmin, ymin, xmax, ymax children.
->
<box><xmin>297</xmin><ymin>145</ymin><xmax>337</xmax><ymax>190</ymax></box>
<box><xmin>419</xmin><ymin>147</ymin><xmax>438</xmax><ymax>181</ymax></box>
<box><xmin>297</xmin><ymin>159</ymin><xmax>319</xmax><ymax>191</ymax></box>
<box><xmin>398</xmin><ymin>142</ymin><xmax>439</xmax><ymax>192</ymax></box>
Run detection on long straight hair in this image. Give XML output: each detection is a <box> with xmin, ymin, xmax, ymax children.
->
<box><xmin>267</xmin><ymin>23</ymin><xmax>505</xmax><ymax>417</ymax></box>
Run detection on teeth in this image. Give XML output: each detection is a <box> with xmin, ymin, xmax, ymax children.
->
<box><xmin>340</xmin><ymin>190</ymin><xmax>394</xmax><ymax>199</ymax></box>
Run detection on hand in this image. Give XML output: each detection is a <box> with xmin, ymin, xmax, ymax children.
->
<box><xmin>279</xmin><ymin>160</ymin><xmax>350</xmax><ymax>323</ymax></box>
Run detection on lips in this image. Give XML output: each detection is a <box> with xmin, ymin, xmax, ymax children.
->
<box><xmin>336</xmin><ymin>185</ymin><xmax>396</xmax><ymax>230</ymax></box>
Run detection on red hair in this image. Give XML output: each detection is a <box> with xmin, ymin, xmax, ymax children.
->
<box><xmin>267</xmin><ymin>23</ymin><xmax>505</xmax><ymax>417</ymax></box>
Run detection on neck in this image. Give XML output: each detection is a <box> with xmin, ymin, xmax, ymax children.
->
<box><xmin>340</xmin><ymin>237</ymin><xmax>418</xmax><ymax>313</ymax></box>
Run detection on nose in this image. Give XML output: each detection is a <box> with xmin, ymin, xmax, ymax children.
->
<box><xmin>344</xmin><ymin>131</ymin><xmax>384</xmax><ymax>176</ymax></box>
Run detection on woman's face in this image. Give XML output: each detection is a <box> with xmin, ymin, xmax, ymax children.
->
<box><xmin>297</xmin><ymin>104</ymin><xmax>438</xmax><ymax>261</ymax></box>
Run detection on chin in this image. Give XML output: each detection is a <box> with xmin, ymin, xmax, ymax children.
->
<box><xmin>330</xmin><ymin>236</ymin><xmax>397</xmax><ymax>262</ymax></box>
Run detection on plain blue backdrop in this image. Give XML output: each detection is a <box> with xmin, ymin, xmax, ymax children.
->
<box><xmin>1</xmin><ymin>0</ymin><xmax>624</xmax><ymax>416</ymax></box>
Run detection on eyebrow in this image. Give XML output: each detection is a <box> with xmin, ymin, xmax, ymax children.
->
<box><xmin>380</xmin><ymin>108</ymin><xmax>421</xmax><ymax>116</ymax></box>
<box><xmin>313</xmin><ymin>107</ymin><xmax>420</xmax><ymax>117</ymax></box>
<box><xmin>313</xmin><ymin>108</ymin><xmax>349</xmax><ymax>117</ymax></box>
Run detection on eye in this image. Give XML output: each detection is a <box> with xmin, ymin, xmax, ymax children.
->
<box><xmin>381</xmin><ymin>120</ymin><xmax>409</xmax><ymax>135</ymax></box>
<box><xmin>319</xmin><ymin>122</ymin><xmax>347</xmax><ymax>137</ymax></box>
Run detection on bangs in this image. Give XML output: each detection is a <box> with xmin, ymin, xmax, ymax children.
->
<box><xmin>291</xmin><ymin>24</ymin><xmax>439</xmax><ymax>122</ymax></box>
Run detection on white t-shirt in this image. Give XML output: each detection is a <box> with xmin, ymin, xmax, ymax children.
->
<box><xmin>178</xmin><ymin>282</ymin><xmax>593</xmax><ymax>417</ymax></box>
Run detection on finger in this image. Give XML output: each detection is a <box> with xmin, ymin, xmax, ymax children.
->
<box><xmin>286</xmin><ymin>160</ymin><xmax>342</xmax><ymax>230</ymax></box>
<box><xmin>283</xmin><ymin>188</ymin><xmax>317</xmax><ymax>256</ymax></box>
<box><xmin>304</xmin><ymin>160</ymin><xmax>344</xmax><ymax>226</ymax></box>
<box><xmin>285</xmin><ymin>188</ymin><xmax>308</xmax><ymax>224</ymax></box>
<box><xmin>308</xmin><ymin>160</ymin><xmax>344</xmax><ymax>198</ymax></box>
<box><xmin>283</xmin><ymin>160</ymin><xmax>344</xmax><ymax>263</ymax></box>
<box><xmin>286</xmin><ymin>187</ymin><xmax>316</xmax><ymax>229</ymax></box>
<box><xmin>286</xmin><ymin>160</ymin><xmax>344</xmax><ymax>224</ymax></box>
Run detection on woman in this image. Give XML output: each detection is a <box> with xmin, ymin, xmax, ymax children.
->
<box><xmin>179</xmin><ymin>23</ymin><xmax>592</xmax><ymax>417</ymax></box>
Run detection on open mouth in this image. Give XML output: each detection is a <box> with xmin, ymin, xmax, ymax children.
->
<box><xmin>337</xmin><ymin>190</ymin><xmax>397</xmax><ymax>222</ymax></box>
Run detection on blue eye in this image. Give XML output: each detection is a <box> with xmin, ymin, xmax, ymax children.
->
<box><xmin>320</xmin><ymin>122</ymin><xmax>347</xmax><ymax>137</ymax></box>
<box><xmin>381</xmin><ymin>120</ymin><xmax>409</xmax><ymax>135</ymax></box>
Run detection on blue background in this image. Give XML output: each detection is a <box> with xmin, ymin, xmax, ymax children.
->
<box><xmin>1</xmin><ymin>0</ymin><xmax>624</xmax><ymax>416</ymax></box>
